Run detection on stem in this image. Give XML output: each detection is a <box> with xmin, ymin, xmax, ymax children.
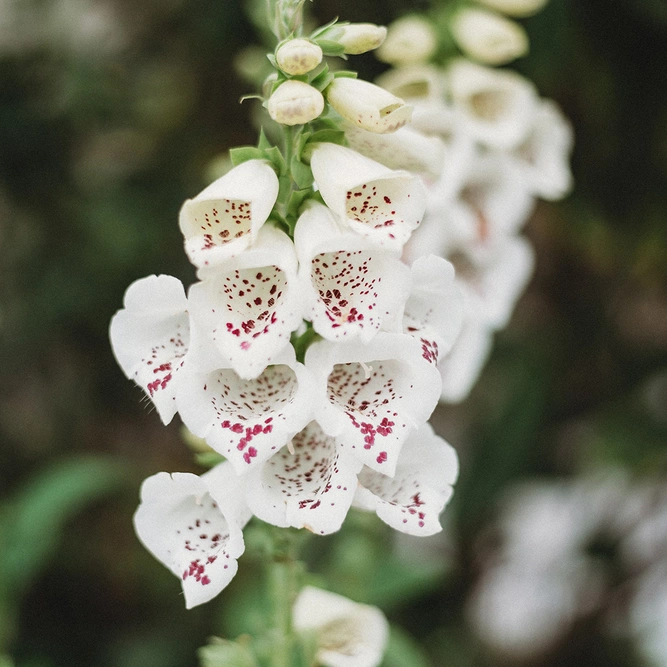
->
<box><xmin>266</xmin><ymin>529</ymin><xmax>303</xmax><ymax>667</ymax></box>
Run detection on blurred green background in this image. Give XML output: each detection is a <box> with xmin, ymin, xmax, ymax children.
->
<box><xmin>0</xmin><ymin>0</ymin><xmax>666</xmax><ymax>665</ymax></box>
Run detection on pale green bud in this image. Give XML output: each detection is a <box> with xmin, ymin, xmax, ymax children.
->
<box><xmin>268</xmin><ymin>80</ymin><xmax>325</xmax><ymax>126</ymax></box>
<box><xmin>337</xmin><ymin>23</ymin><xmax>387</xmax><ymax>55</ymax></box>
<box><xmin>451</xmin><ymin>8</ymin><xmax>528</xmax><ymax>65</ymax></box>
<box><xmin>275</xmin><ymin>38</ymin><xmax>323</xmax><ymax>75</ymax></box>
<box><xmin>477</xmin><ymin>0</ymin><xmax>549</xmax><ymax>17</ymax></box>
<box><xmin>376</xmin><ymin>16</ymin><xmax>438</xmax><ymax>65</ymax></box>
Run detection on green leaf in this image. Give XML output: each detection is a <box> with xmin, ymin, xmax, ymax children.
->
<box><xmin>310</xmin><ymin>18</ymin><xmax>345</xmax><ymax>40</ymax></box>
<box><xmin>0</xmin><ymin>457</ymin><xmax>127</xmax><ymax>599</ymax></box>
<box><xmin>290</xmin><ymin>156</ymin><xmax>313</xmax><ymax>190</ymax></box>
<box><xmin>313</xmin><ymin>40</ymin><xmax>346</xmax><ymax>57</ymax></box>
<box><xmin>230</xmin><ymin>146</ymin><xmax>267</xmax><ymax>166</ymax></box>
<box><xmin>264</xmin><ymin>145</ymin><xmax>287</xmax><ymax>176</ymax></box>
<box><xmin>198</xmin><ymin>637</ymin><xmax>259</xmax><ymax>667</ymax></box>
<box><xmin>332</xmin><ymin>70</ymin><xmax>358</xmax><ymax>79</ymax></box>
<box><xmin>257</xmin><ymin>128</ymin><xmax>272</xmax><ymax>151</ymax></box>
<box><xmin>286</xmin><ymin>189</ymin><xmax>311</xmax><ymax>230</ymax></box>
<box><xmin>307</xmin><ymin>129</ymin><xmax>346</xmax><ymax>147</ymax></box>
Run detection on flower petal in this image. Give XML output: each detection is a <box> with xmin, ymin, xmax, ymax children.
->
<box><xmin>310</xmin><ymin>143</ymin><xmax>427</xmax><ymax>251</ymax></box>
<box><xmin>354</xmin><ymin>422</ymin><xmax>458</xmax><ymax>536</ymax></box>
<box><xmin>293</xmin><ymin>586</ymin><xmax>389</xmax><ymax>667</ymax></box>
<box><xmin>109</xmin><ymin>274</ymin><xmax>189</xmax><ymax>423</ymax></box>
<box><xmin>307</xmin><ymin>333</ymin><xmax>442</xmax><ymax>475</ymax></box>
<box><xmin>325</xmin><ymin>78</ymin><xmax>412</xmax><ymax>134</ymax></box>
<box><xmin>179</xmin><ymin>160</ymin><xmax>279</xmax><ymax>271</ymax></box>
<box><xmin>133</xmin><ymin>465</ymin><xmax>246</xmax><ymax>608</ymax></box>
<box><xmin>176</xmin><ymin>345</ymin><xmax>317</xmax><ymax>473</ymax></box>
<box><xmin>294</xmin><ymin>202</ymin><xmax>410</xmax><ymax>342</ymax></box>
<box><xmin>187</xmin><ymin>225</ymin><xmax>303</xmax><ymax>379</ymax></box>
<box><xmin>244</xmin><ymin>421</ymin><xmax>362</xmax><ymax>535</ymax></box>
<box><xmin>403</xmin><ymin>255</ymin><xmax>464</xmax><ymax>362</ymax></box>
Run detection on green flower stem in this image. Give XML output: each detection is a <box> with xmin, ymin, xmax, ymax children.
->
<box><xmin>266</xmin><ymin>530</ymin><xmax>304</xmax><ymax>667</ymax></box>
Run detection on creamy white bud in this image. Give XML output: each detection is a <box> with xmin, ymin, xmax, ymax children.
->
<box><xmin>337</xmin><ymin>23</ymin><xmax>387</xmax><ymax>54</ymax></box>
<box><xmin>275</xmin><ymin>38</ymin><xmax>323</xmax><ymax>75</ymax></box>
<box><xmin>451</xmin><ymin>8</ymin><xmax>528</xmax><ymax>65</ymax></box>
<box><xmin>477</xmin><ymin>0</ymin><xmax>549</xmax><ymax>17</ymax></box>
<box><xmin>376</xmin><ymin>15</ymin><xmax>438</xmax><ymax>65</ymax></box>
<box><xmin>268</xmin><ymin>80</ymin><xmax>324</xmax><ymax>126</ymax></box>
<box><xmin>326</xmin><ymin>78</ymin><xmax>412</xmax><ymax>133</ymax></box>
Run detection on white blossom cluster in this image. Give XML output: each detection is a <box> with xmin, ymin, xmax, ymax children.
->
<box><xmin>110</xmin><ymin>140</ymin><xmax>461</xmax><ymax>608</ymax></box>
<box><xmin>345</xmin><ymin>55</ymin><xmax>573</xmax><ymax>402</ymax></box>
<box><xmin>467</xmin><ymin>473</ymin><xmax>667</xmax><ymax>664</ymax></box>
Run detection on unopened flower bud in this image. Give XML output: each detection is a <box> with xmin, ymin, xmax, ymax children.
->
<box><xmin>326</xmin><ymin>78</ymin><xmax>412</xmax><ymax>134</ymax></box>
<box><xmin>268</xmin><ymin>80</ymin><xmax>324</xmax><ymax>126</ymax></box>
<box><xmin>477</xmin><ymin>0</ymin><xmax>549</xmax><ymax>17</ymax></box>
<box><xmin>275</xmin><ymin>38</ymin><xmax>323</xmax><ymax>75</ymax></box>
<box><xmin>450</xmin><ymin>8</ymin><xmax>528</xmax><ymax>65</ymax></box>
<box><xmin>337</xmin><ymin>23</ymin><xmax>387</xmax><ymax>54</ymax></box>
<box><xmin>376</xmin><ymin>16</ymin><xmax>438</xmax><ymax>65</ymax></box>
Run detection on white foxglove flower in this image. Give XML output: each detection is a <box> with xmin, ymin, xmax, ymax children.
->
<box><xmin>376</xmin><ymin>64</ymin><xmax>447</xmax><ymax>106</ymax></box>
<box><xmin>447</xmin><ymin>59</ymin><xmax>538</xmax><ymax>150</ymax></box>
<box><xmin>452</xmin><ymin>234</ymin><xmax>535</xmax><ymax>329</ymax></box>
<box><xmin>376</xmin><ymin>15</ymin><xmax>438</xmax><ymax>66</ymax></box>
<box><xmin>176</xmin><ymin>345</ymin><xmax>317</xmax><ymax>473</ymax></box>
<box><xmin>325</xmin><ymin>78</ymin><xmax>412</xmax><ymax>134</ymax></box>
<box><xmin>477</xmin><ymin>0</ymin><xmax>549</xmax><ymax>18</ymax></box>
<box><xmin>335</xmin><ymin>23</ymin><xmax>387</xmax><ymax>55</ymax></box>
<box><xmin>294</xmin><ymin>201</ymin><xmax>410</xmax><ymax>342</ymax></box>
<box><xmin>354</xmin><ymin>423</ymin><xmax>458</xmax><ymax>536</ymax></box>
<box><xmin>403</xmin><ymin>255</ymin><xmax>464</xmax><ymax>364</ymax></box>
<box><xmin>109</xmin><ymin>274</ymin><xmax>189</xmax><ymax>424</ymax></box>
<box><xmin>267</xmin><ymin>80</ymin><xmax>325</xmax><ymax>126</ymax></box>
<box><xmin>343</xmin><ymin>122</ymin><xmax>446</xmax><ymax>177</ymax></box>
<box><xmin>438</xmin><ymin>312</ymin><xmax>494</xmax><ymax>403</ymax></box>
<box><xmin>179</xmin><ymin>160</ymin><xmax>279</xmax><ymax>271</ymax></box>
<box><xmin>133</xmin><ymin>463</ymin><xmax>249</xmax><ymax>609</ymax></box>
<box><xmin>306</xmin><ymin>333</ymin><xmax>442</xmax><ymax>475</ymax></box>
<box><xmin>244</xmin><ymin>421</ymin><xmax>363</xmax><ymax>535</ymax></box>
<box><xmin>310</xmin><ymin>143</ymin><xmax>427</xmax><ymax>251</ymax></box>
<box><xmin>187</xmin><ymin>225</ymin><xmax>303</xmax><ymax>379</ymax></box>
<box><xmin>293</xmin><ymin>586</ymin><xmax>389</xmax><ymax>667</ymax></box>
<box><xmin>450</xmin><ymin>8</ymin><xmax>529</xmax><ymax>66</ymax></box>
<box><xmin>511</xmin><ymin>99</ymin><xmax>574</xmax><ymax>201</ymax></box>
<box><xmin>275</xmin><ymin>39</ymin><xmax>323</xmax><ymax>75</ymax></box>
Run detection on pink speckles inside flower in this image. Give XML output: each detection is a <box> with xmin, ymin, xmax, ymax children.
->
<box><xmin>176</xmin><ymin>347</ymin><xmax>316</xmax><ymax>473</ymax></box>
<box><xmin>187</xmin><ymin>198</ymin><xmax>252</xmax><ymax>251</ymax></box>
<box><xmin>245</xmin><ymin>421</ymin><xmax>362</xmax><ymax>535</ymax></box>
<box><xmin>133</xmin><ymin>467</ymin><xmax>247</xmax><ymax>608</ymax></box>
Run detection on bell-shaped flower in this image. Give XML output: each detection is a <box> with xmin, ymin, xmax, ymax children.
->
<box><xmin>133</xmin><ymin>462</ymin><xmax>250</xmax><ymax>609</ymax></box>
<box><xmin>437</xmin><ymin>300</ymin><xmax>495</xmax><ymax>403</ymax></box>
<box><xmin>109</xmin><ymin>274</ymin><xmax>190</xmax><ymax>424</ymax></box>
<box><xmin>267</xmin><ymin>80</ymin><xmax>325</xmax><ymax>126</ymax></box>
<box><xmin>403</xmin><ymin>255</ymin><xmax>464</xmax><ymax>365</ymax></box>
<box><xmin>447</xmin><ymin>59</ymin><xmax>538</xmax><ymax>150</ymax></box>
<box><xmin>293</xmin><ymin>586</ymin><xmax>390</xmax><ymax>667</ymax></box>
<box><xmin>450</xmin><ymin>7</ymin><xmax>528</xmax><ymax>66</ymax></box>
<box><xmin>187</xmin><ymin>225</ymin><xmax>304</xmax><ymax>380</ymax></box>
<box><xmin>451</xmin><ymin>234</ymin><xmax>535</xmax><ymax>329</ymax></box>
<box><xmin>335</xmin><ymin>23</ymin><xmax>387</xmax><ymax>55</ymax></box>
<box><xmin>176</xmin><ymin>345</ymin><xmax>317</xmax><ymax>473</ymax></box>
<box><xmin>354</xmin><ymin>422</ymin><xmax>458</xmax><ymax>536</ymax></box>
<box><xmin>294</xmin><ymin>201</ymin><xmax>410</xmax><ymax>343</ymax></box>
<box><xmin>306</xmin><ymin>333</ymin><xmax>442</xmax><ymax>475</ymax></box>
<box><xmin>310</xmin><ymin>143</ymin><xmax>427</xmax><ymax>251</ymax></box>
<box><xmin>343</xmin><ymin>122</ymin><xmax>446</xmax><ymax>178</ymax></box>
<box><xmin>376</xmin><ymin>15</ymin><xmax>438</xmax><ymax>65</ymax></box>
<box><xmin>275</xmin><ymin>38</ymin><xmax>323</xmax><ymax>75</ymax></box>
<box><xmin>511</xmin><ymin>99</ymin><xmax>574</xmax><ymax>201</ymax></box>
<box><xmin>244</xmin><ymin>421</ymin><xmax>363</xmax><ymax>535</ymax></box>
<box><xmin>375</xmin><ymin>64</ymin><xmax>447</xmax><ymax>113</ymax></box>
<box><xmin>178</xmin><ymin>159</ymin><xmax>279</xmax><ymax>271</ymax></box>
<box><xmin>325</xmin><ymin>78</ymin><xmax>412</xmax><ymax>134</ymax></box>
